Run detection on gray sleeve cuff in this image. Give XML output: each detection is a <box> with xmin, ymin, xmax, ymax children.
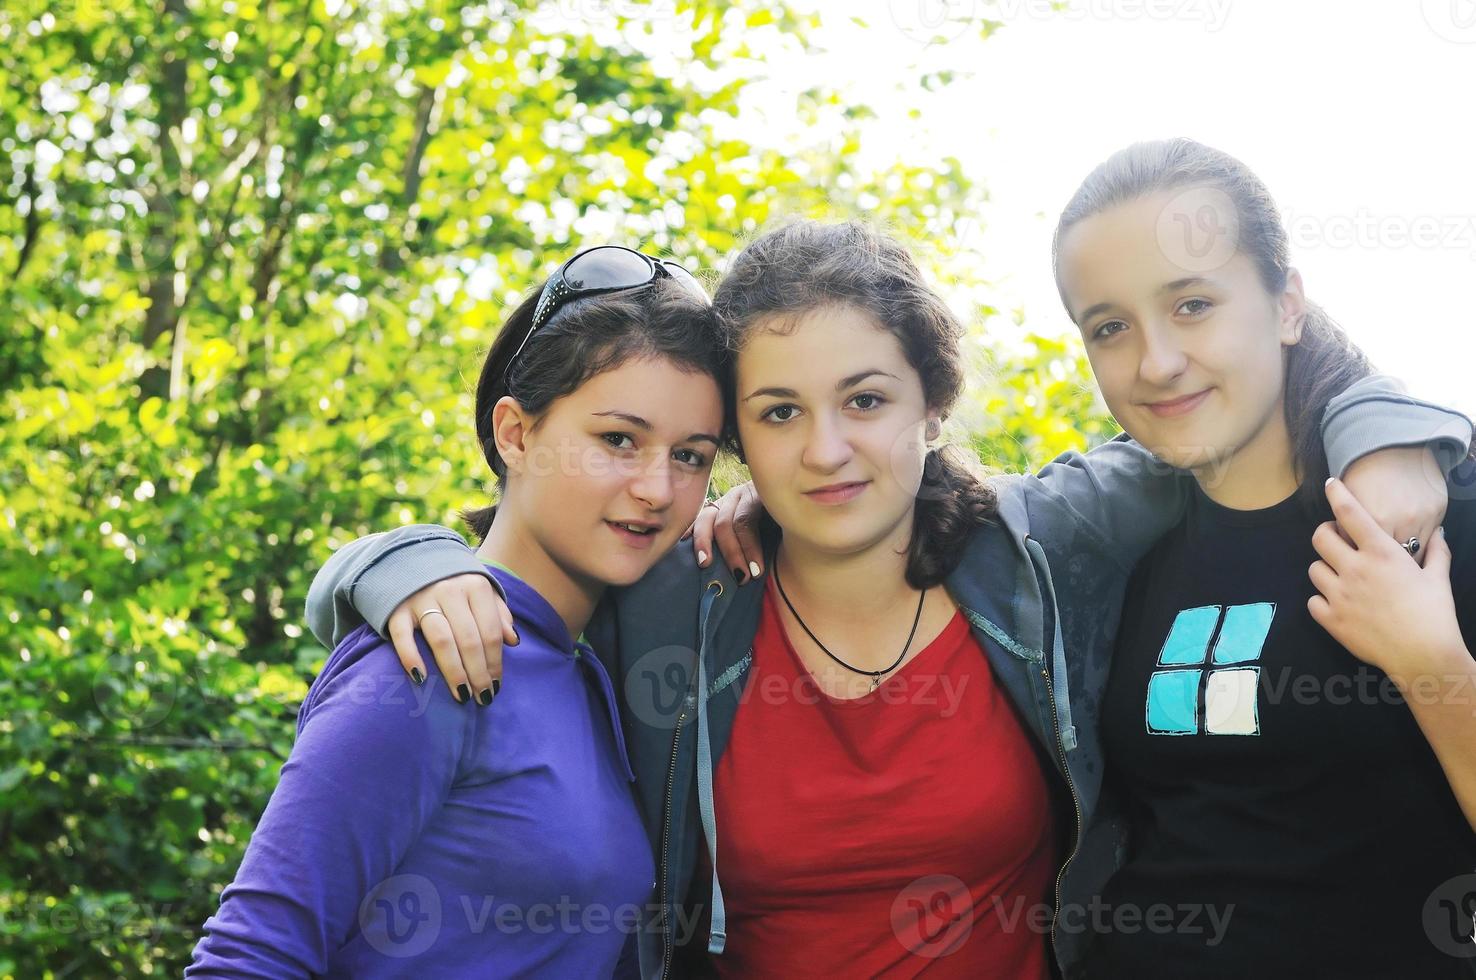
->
<box><xmin>1323</xmin><ymin>392</ymin><xmax>1473</xmax><ymax>477</ymax></box>
<box><xmin>348</xmin><ymin>534</ymin><xmax>502</xmax><ymax>636</ymax></box>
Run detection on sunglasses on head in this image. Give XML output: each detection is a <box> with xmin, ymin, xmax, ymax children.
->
<box><xmin>506</xmin><ymin>246</ymin><xmax>710</xmax><ymax>376</ymax></box>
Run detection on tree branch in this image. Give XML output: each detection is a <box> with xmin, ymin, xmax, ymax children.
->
<box><xmin>11</xmin><ymin>156</ymin><xmax>40</xmax><ymax>281</ymax></box>
<box><xmin>381</xmin><ymin>83</ymin><xmax>442</xmax><ymax>272</ymax></box>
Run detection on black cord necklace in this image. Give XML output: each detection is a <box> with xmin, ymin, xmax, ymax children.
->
<box><xmin>772</xmin><ymin>557</ymin><xmax>927</xmax><ymax>692</ymax></box>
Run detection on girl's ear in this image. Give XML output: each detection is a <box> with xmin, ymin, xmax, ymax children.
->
<box><xmin>491</xmin><ymin>395</ymin><xmax>533</xmax><ymax>476</ymax></box>
<box><xmin>1279</xmin><ymin>268</ymin><xmax>1309</xmax><ymax>346</ymax></box>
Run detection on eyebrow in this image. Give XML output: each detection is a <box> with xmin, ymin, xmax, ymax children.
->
<box><xmin>742</xmin><ymin>369</ymin><xmax>899</xmax><ymax>402</ymax></box>
<box><xmin>1074</xmin><ymin>277</ymin><xmax>1217</xmax><ymax>324</ymax></box>
<box><xmin>591</xmin><ymin>411</ymin><xmax>719</xmax><ymax>446</ymax></box>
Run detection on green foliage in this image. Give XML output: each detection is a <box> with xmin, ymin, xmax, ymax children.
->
<box><xmin>969</xmin><ymin>332</ymin><xmax>1121</xmax><ymax>473</ymax></box>
<box><xmin>0</xmin><ymin>1</ymin><xmax>1110</xmax><ymax>974</ymax></box>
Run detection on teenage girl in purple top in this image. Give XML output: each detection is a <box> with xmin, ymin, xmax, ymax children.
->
<box><xmin>188</xmin><ymin>248</ymin><xmax>725</xmax><ymax>977</ymax></box>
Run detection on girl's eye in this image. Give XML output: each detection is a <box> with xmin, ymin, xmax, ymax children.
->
<box><xmin>761</xmin><ymin>404</ymin><xmax>799</xmax><ymax>424</ymax></box>
<box><xmin>1092</xmin><ymin>320</ymin><xmax>1128</xmax><ymax>341</ymax></box>
<box><xmin>602</xmin><ymin>433</ymin><xmax>636</xmax><ymax>450</ymax></box>
<box><xmin>850</xmin><ymin>393</ymin><xmax>885</xmax><ymax>411</ymax></box>
<box><xmin>674</xmin><ymin>449</ymin><xmax>708</xmax><ymax>468</ymax></box>
<box><xmin>1177</xmin><ymin>298</ymin><xmax>1212</xmax><ymax>316</ymax></box>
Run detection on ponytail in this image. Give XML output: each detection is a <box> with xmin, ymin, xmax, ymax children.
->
<box><xmin>461</xmin><ymin>503</ymin><xmax>498</xmax><ymax>542</ymax></box>
<box><xmin>907</xmin><ymin>446</ymin><xmax>997</xmax><ymax>589</ymax></box>
<box><xmin>1284</xmin><ymin>303</ymin><xmax>1371</xmax><ymax>509</ymax></box>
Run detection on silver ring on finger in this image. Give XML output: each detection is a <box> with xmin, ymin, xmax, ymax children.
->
<box><xmin>703</xmin><ymin>499</ymin><xmax>720</xmax><ymax>510</ymax></box>
<box><xmin>416</xmin><ymin>607</ymin><xmax>449</xmax><ymax>627</ymax></box>
<box><xmin>1402</xmin><ymin>536</ymin><xmax>1421</xmax><ymax>557</ymax></box>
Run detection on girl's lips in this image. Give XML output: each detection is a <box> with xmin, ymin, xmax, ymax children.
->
<box><xmin>1144</xmin><ymin>389</ymin><xmax>1212</xmax><ymax>418</ymax></box>
<box><xmin>606</xmin><ymin>520</ymin><xmax>658</xmax><ymax>549</ymax></box>
<box><xmin>804</xmin><ymin>481</ymin><xmax>869</xmax><ymax>505</ymax></box>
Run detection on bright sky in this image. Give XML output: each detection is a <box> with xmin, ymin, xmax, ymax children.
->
<box><xmin>735</xmin><ymin>0</ymin><xmax>1476</xmax><ymax>415</ymax></box>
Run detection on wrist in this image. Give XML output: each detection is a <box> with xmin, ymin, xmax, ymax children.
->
<box><xmin>1385</xmin><ymin>640</ymin><xmax>1474</xmax><ymax>694</ymax></box>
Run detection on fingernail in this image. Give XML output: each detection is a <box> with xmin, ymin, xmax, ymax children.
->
<box><xmin>477</xmin><ymin>688</ymin><xmax>493</xmax><ymax>706</ymax></box>
<box><xmin>1324</xmin><ymin>476</ymin><xmax>1335</xmax><ymax>487</ymax></box>
<box><xmin>733</xmin><ymin>566</ymin><xmax>746</xmax><ymax>585</ymax></box>
<box><xmin>697</xmin><ymin>550</ymin><xmax>708</xmax><ymax>565</ymax></box>
<box><xmin>492</xmin><ymin>679</ymin><xmax>501</xmax><ymax>697</ymax></box>
<box><xmin>748</xmin><ymin>561</ymin><xmax>762</xmax><ymax>579</ymax></box>
<box><xmin>410</xmin><ymin>667</ymin><xmax>425</xmax><ymax>686</ymax></box>
<box><xmin>510</xmin><ymin>629</ymin><xmax>521</xmax><ymax>646</ymax></box>
<box><xmin>456</xmin><ymin>683</ymin><xmax>471</xmax><ymax>703</ymax></box>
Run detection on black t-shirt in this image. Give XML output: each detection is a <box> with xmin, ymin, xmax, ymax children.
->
<box><xmin>1093</xmin><ymin>478</ymin><xmax>1476</xmax><ymax>979</ymax></box>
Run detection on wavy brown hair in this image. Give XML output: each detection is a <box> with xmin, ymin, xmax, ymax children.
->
<box><xmin>711</xmin><ymin>220</ymin><xmax>995</xmax><ymax>589</ymax></box>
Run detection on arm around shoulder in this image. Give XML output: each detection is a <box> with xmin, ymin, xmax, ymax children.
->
<box><xmin>1323</xmin><ymin>374</ymin><xmax>1473</xmax><ymax>477</ymax></box>
<box><xmin>1007</xmin><ymin>373</ymin><xmax>1471</xmax><ymax>571</ymax></box>
<box><xmin>305</xmin><ymin>524</ymin><xmax>497</xmax><ymax>648</ymax></box>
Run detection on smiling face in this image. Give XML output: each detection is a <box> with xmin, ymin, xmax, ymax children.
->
<box><xmin>735</xmin><ymin>303</ymin><xmax>936</xmax><ymax>559</ymax></box>
<box><xmin>1055</xmin><ymin>190</ymin><xmax>1306</xmax><ymax>478</ymax></box>
<box><xmin>500</xmin><ymin>354</ymin><xmax>723</xmax><ymax>588</ymax></box>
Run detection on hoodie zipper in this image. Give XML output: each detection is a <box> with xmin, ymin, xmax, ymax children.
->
<box><xmin>1042</xmin><ymin>662</ymin><xmax>1084</xmax><ymax>957</ymax></box>
<box><xmin>658</xmin><ymin>699</ymin><xmax>688</xmax><ymax>980</ymax></box>
<box><xmin>1025</xmin><ymin>536</ymin><xmax>1085</xmax><ymax>962</ymax></box>
<box><xmin>660</xmin><ymin>579</ymin><xmax>724</xmax><ymax>979</ymax></box>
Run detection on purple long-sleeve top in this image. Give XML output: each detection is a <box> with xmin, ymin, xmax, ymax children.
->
<box><xmin>188</xmin><ymin>565</ymin><xmax>655</xmax><ymax>978</ymax></box>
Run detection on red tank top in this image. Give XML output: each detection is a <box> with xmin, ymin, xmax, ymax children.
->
<box><xmin>709</xmin><ymin>581</ymin><xmax>1060</xmax><ymax>978</ymax></box>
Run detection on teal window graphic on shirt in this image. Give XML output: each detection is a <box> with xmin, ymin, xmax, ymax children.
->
<box><xmin>1146</xmin><ymin>603</ymin><xmax>1276</xmax><ymax>736</ymax></box>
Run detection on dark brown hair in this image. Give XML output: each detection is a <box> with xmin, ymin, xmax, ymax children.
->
<box><xmin>462</xmin><ymin>268</ymin><xmax>727</xmax><ymax>541</ymax></box>
<box><xmin>1053</xmin><ymin>138</ymin><xmax>1372</xmax><ymax>506</ymax></box>
<box><xmin>711</xmin><ymin>219</ymin><xmax>996</xmax><ymax>589</ymax></box>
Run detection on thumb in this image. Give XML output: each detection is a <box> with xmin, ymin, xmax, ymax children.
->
<box><xmin>1423</xmin><ymin>526</ymin><xmax>1452</xmax><ymax>577</ymax></box>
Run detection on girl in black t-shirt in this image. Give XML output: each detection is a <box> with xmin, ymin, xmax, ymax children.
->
<box><xmin>1054</xmin><ymin>139</ymin><xmax>1476</xmax><ymax>977</ymax></box>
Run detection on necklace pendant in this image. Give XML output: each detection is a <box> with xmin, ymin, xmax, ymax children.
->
<box><xmin>870</xmin><ymin>676</ymin><xmax>880</xmax><ymax>693</ymax></box>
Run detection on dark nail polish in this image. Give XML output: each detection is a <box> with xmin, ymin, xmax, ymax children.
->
<box><xmin>477</xmin><ymin>688</ymin><xmax>493</xmax><ymax>706</ymax></box>
<box><xmin>410</xmin><ymin>667</ymin><xmax>425</xmax><ymax>686</ymax></box>
<box><xmin>492</xmin><ymin>679</ymin><xmax>501</xmax><ymax>697</ymax></box>
<box><xmin>456</xmin><ymin>683</ymin><xmax>471</xmax><ymax>703</ymax></box>
<box><xmin>733</xmin><ymin>567</ymin><xmax>746</xmax><ymax>585</ymax></box>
